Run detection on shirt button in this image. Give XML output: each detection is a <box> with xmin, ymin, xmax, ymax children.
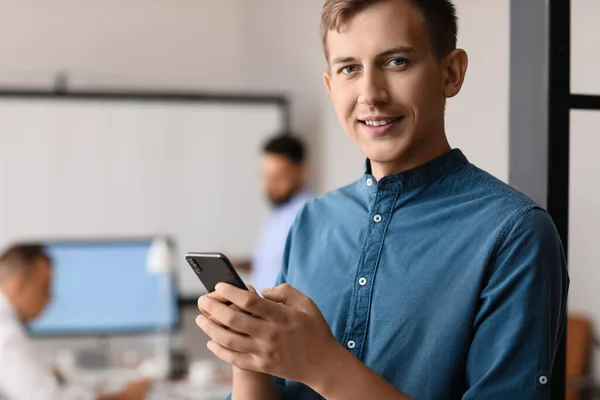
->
<box><xmin>359</xmin><ymin>277</ymin><xmax>367</xmax><ymax>286</ymax></box>
<box><xmin>366</xmin><ymin>178</ymin><xmax>373</xmax><ymax>187</ymax></box>
<box><xmin>539</xmin><ymin>376</ymin><xmax>548</xmax><ymax>385</ymax></box>
<box><xmin>347</xmin><ymin>340</ymin><xmax>356</xmax><ymax>349</ymax></box>
<box><xmin>373</xmin><ymin>214</ymin><xmax>382</xmax><ymax>223</ymax></box>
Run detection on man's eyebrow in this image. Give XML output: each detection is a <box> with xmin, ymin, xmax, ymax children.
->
<box><xmin>377</xmin><ymin>46</ymin><xmax>416</xmax><ymax>58</ymax></box>
<box><xmin>331</xmin><ymin>56</ymin><xmax>356</xmax><ymax>65</ymax></box>
<box><xmin>331</xmin><ymin>46</ymin><xmax>417</xmax><ymax>65</ymax></box>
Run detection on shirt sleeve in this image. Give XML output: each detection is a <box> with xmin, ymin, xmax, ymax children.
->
<box><xmin>0</xmin><ymin>322</ymin><xmax>95</xmax><ymax>400</ymax></box>
<box><xmin>463</xmin><ymin>206</ymin><xmax>569</xmax><ymax>399</ymax></box>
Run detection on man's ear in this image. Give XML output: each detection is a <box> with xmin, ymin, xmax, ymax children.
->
<box><xmin>11</xmin><ymin>269</ymin><xmax>28</xmax><ymax>292</ymax></box>
<box><xmin>2</xmin><ymin>269</ymin><xmax>27</xmax><ymax>300</ymax></box>
<box><xmin>443</xmin><ymin>49</ymin><xmax>468</xmax><ymax>98</ymax></box>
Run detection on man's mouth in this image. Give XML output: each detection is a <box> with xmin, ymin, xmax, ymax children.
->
<box><xmin>359</xmin><ymin>117</ymin><xmax>403</xmax><ymax>126</ymax></box>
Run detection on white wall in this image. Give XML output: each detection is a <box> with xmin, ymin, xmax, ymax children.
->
<box><xmin>0</xmin><ymin>0</ymin><xmax>246</xmax><ymax>90</ymax></box>
<box><xmin>447</xmin><ymin>0</ymin><xmax>509</xmax><ymax>182</ymax></box>
<box><xmin>572</xmin><ymin>0</ymin><xmax>600</xmax><ymax>95</ymax></box>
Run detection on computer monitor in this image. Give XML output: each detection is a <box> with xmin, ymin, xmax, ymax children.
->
<box><xmin>28</xmin><ymin>239</ymin><xmax>179</xmax><ymax>336</ymax></box>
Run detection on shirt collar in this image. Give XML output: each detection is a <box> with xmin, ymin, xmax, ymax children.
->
<box><xmin>364</xmin><ymin>149</ymin><xmax>468</xmax><ymax>191</ymax></box>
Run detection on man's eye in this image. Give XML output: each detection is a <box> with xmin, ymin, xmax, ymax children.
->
<box><xmin>340</xmin><ymin>65</ymin><xmax>358</xmax><ymax>75</ymax></box>
<box><xmin>388</xmin><ymin>58</ymin><xmax>408</xmax><ymax>67</ymax></box>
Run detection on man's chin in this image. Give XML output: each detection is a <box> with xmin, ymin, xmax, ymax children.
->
<box><xmin>268</xmin><ymin>188</ymin><xmax>303</xmax><ymax>206</ymax></box>
<box><xmin>361</xmin><ymin>148</ymin><xmax>405</xmax><ymax>165</ymax></box>
<box><xmin>268</xmin><ymin>195</ymin><xmax>292</xmax><ymax>207</ymax></box>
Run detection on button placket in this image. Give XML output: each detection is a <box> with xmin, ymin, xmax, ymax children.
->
<box><xmin>343</xmin><ymin>181</ymin><xmax>397</xmax><ymax>360</ymax></box>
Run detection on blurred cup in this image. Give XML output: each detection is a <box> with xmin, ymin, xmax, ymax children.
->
<box><xmin>137</xmin><ymin>356</ymin><xmax>169</xmax><ymax>381</ymax></box>
<box><xmin>188</xmin><ymin>359</ymin><xmax>218</xmax><ymax>387</ymax></box>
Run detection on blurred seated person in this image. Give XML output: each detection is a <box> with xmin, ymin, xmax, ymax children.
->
<box><xmin>237</xmin><ymin>134</ymin><xmax>313</xmax><ymax>291</ymax></box>
<box><xmin>0</xmin><ymin>243</ymin><xmax>149</xmax><ymax>400</ymax></box>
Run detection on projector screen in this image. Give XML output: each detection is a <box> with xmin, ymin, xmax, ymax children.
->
<box><xmin>0</xmin><ymin>95</ymin><xmax>284</xmax><ymax>297</ymax></box>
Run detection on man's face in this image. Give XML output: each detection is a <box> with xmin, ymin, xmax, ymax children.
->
<box><xmin>19</xmin><ymin>258</ymin><xmax>52</xmax><ymax>322</ymax></box>
<box><xmin>260</xmin><ymin>153</ymin><xmax>304</xmax><ymax>206</ymax></box>
<box><xmin>323</xmin><ymin>0</ymin><xmax>452</xmax><ymax>169</ymax></box>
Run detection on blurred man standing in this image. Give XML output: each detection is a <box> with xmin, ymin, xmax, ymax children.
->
<box><xmin>250</xmin><ymin>135</ymin><xmax>313</xmax><ymax>291</ymax></box>
<box><xmin>0</xmin><ymin>243</ymin><xmax>149</xmax><ymax>400</ymax></box>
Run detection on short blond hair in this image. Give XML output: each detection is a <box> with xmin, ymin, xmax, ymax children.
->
<box><xmin>321</xmin><ymin>0</ymin><xmax>458</xmax><ymax>61</ymax></box>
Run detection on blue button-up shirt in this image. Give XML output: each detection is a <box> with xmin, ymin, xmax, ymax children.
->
<box><xmin>274</xmin><ymin>149</ymin><xmax>568</xmax><ymax>399</ymax></box>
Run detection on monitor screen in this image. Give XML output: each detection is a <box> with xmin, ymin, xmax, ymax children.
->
<box><xmin>28</xmin><ymin>239</ymin><xmax>178</xmax><ymax>335</ymax></box>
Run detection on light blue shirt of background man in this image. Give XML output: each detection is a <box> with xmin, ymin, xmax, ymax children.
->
<box><xmin>249</xmin><ymin>134</ymin><xmax>313</xmax><ymax>292</ymax></box>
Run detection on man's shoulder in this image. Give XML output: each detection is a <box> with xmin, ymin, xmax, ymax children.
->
<box><xmin>455</xmin><ymin>163</ymin><xmax>538</xmax><ymax>209</ymax></box>
<box><xmin>452</xmin><ymin>163</ymin><xmax>558</xmax><ymax>240</ymax></box>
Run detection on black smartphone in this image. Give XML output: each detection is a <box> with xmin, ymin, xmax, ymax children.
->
<box><xmin>185</xmin><ymin>252</ymin><xmax>247</xmax><ymax>293</ymax></box>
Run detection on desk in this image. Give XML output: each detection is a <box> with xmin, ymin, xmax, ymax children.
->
<box><xmin>61</xmin><ymin>361</ymin><xmax>232</xmax><ymax>400</ymax></box>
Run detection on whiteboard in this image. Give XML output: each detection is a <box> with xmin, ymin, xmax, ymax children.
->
<box><xmin>0</xmin><ymin>97</ymin><xmax>284</xmax><ymax>297</ymax></box>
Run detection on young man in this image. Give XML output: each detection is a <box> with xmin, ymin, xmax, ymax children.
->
<box><xmin>0</xmin><ymin>244</ymin><xmax>149</xmax><ymax>400</ymax></box>
<box><xmin>196</xmin><ymin>1</ymin><xmax>569</xmax><ymax>399</ymax></box>
<box><xmin>240</xmin><ymin>134</ymin><xmax>313</xmax><ymax>292</ymax></box>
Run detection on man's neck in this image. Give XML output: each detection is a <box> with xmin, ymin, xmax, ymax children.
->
<box><xmin>370</xmin><ymin>137</ymin><xmax>452</xmax><ymax>181</ymax></box>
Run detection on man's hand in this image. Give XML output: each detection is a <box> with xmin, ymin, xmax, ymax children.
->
<box><xmin>196</xmin><ymin>283</ymin><xmax>343</xmax><ymax>386</ymax></box>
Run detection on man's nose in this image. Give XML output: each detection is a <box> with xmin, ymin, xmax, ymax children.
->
<box><xmin>357</xmin><ymin>68</ymin><xmax>389</xmax><ymax>107</ymax></box>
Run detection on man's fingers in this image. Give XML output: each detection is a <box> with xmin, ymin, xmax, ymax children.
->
<box><xmin>262</xmin><ymin>284</ymin><xmax>320</xmax><ymax>316</ymax></box>
<box><xmin>215</xmin><ymin>283</ymin><xmax>282</xmax><ymax>321</ymax></box>
<box><xmin>198</xmin><ymin>295</ymin><xmax>262</xmax><ymax>335</ymax></box>
<box><xmin>261</xmin><ymin>283</ymin><xmax>301</xmax><ymax>303</ymax></box>
<box><xmin>260</xmin><ymin>287</ymin><xmax>284</xmax><ymax>303</ymax></box>
<box><xmin>198</xmin><ymin>285</ymin><xmax>257</xmax><ymax>309</ymax></box>
<box><xmin>201</xmin><ymin>290</ymin><xmax>228</xmax><ymax>304</ymax></box>
<box><xmin>246</xmin><ymin>284</ymin><xmax>258</xmax><ymax>294</ymax></box>
<box><xmin>196</xmin><ymin>315</ymin><xmax>255</xmax><ymax>354</ymax></box>
<box><xmin>198</xmin><ymin>291</ymin><xmax>227</xmax><ymax>317</ymax></box>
